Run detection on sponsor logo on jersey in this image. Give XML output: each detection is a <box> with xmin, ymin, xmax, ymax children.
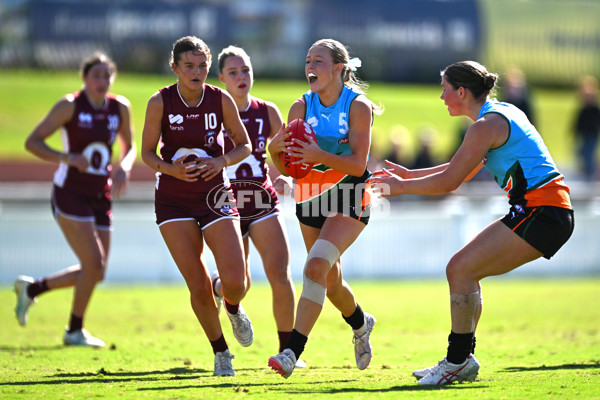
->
<box><xmin>169</xmin><ymin>114</ymin><xmax>183</xmax><ymax>124</ymax></box>
<box><xmin>78</xmin><ymin>112</ymin><xmax>93</xmax><ymax>128</ymax></box>
<box><xmin>205</xmin><ymin>131</ymin><xmax>218</xmax><ymax>147</ymax></box>
<box><xmin>186</xmin><ymin>114</ymin><xmax>200</xmax><ymax>119</ymax></box>
<box><xmin>338</xmin><ymin>138</ymin><xmax>349</xmax><ymax>144</ymax></box>
<box><xmin>168</xmin><ymin>114</ymin><xmax>184</xmax><ymax>131</ymax></box>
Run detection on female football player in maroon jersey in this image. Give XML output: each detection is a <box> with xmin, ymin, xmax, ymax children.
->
<box><xmin>215</xmin><ymin>45</ymin><xmax>302</xmax><ymax>365</ymax></box>
<box><xmin>141</xmin><ymin>36</ymin><xmax>253</xmax><ymax>376</ymax></box>
<box><xmin>16</xmin><ymin>52</ymin><xmax>135</xmax><ymax>347</ymax></box>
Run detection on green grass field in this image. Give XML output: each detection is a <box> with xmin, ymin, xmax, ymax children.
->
<box><xmin>1</xmin><ymin>280</ymin><xmax>598</xmax><ymax>399</ymax></box>
<box><xmin>0</xmin><ymin>69</ymin><xmax>581</xmax><ymax>170</ymax></box>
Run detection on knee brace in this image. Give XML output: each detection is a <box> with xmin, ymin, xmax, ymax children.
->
<box><xmin>300</xmin><ymin>239</ymin><xmax>340</xmax><ymax>306</ymax></box>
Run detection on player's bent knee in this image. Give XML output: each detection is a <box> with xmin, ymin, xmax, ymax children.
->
<box><xmin>300</xmin><ymin>239</ymin><xmax>340</xmax><ymax>306</ymax></box>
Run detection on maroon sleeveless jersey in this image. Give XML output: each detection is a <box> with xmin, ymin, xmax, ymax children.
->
<box><xmin>223</xmin><ymin>96</ymin><xmax>271</xmax><ymax>184</ymax></box>
<box><xmin>157</xmin><ymin>83</ymin><xmax>228</xmax><ymax>196</ymax></box>
<box><xmin>53</xmin><ymin>90</ymin><xmax>121</xmax><ymax>197</ymax></box>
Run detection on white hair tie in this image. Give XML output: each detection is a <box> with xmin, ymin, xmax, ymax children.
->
<box><xmin>346</xmin><ymin>57</ymin><xmax>362</xmax><ymax>72</ymax></box>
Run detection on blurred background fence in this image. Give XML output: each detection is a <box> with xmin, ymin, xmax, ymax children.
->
<box><xmin>0</xmin><ymin>182</ymin><xmax>598</xmax><ymax>284</ymax></box>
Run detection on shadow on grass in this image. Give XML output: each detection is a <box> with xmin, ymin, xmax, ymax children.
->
<box><xmin>0</xmin><ymin>345</ymin><xmax>65</xmax><ymax>352</ymax></box>
<box><xmin>137</xmin><ymin>380</ymin><xmax>488</xmax><ymax>393</ymax></box>
<box><xmin>281</xmin><ymin>384</ymin><xmax>488</xmax><ymax>394</ymax></box>
<box><xmin>0</xmin><ymin>367</ymin><xmax>210</xmax><ymax>386</ymax></box>
<box><xmin>502</xmin><ymin>361</ymin><xmax>600</xmax><ymax>372</ymax></box>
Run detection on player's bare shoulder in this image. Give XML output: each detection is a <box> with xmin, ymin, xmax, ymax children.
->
<box><xmin>146</xmin><ymin>91</ymin><xmax>164</xmax><ymax>111</ymax></box>
<box><xmin>350</xmin><ymin>94</ymin><xmax>374</xmax><ymax>115</ymax></box>
<box><xmin>50</xmin><ymin>94</ymin><xmax>77</xmax><ymax>123</ymax></box>
<box><xmin>115</xmin><ymin>94</ymin><xmax>132</xmax><ymax>108</ymax></box>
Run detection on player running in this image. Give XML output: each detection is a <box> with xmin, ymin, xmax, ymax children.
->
<box><xmin>15</xmin><ymin>52</ymin><xmax>135</xmax><ymax>347</ymax></box>
<box><xmin>140</xmin><ymin>36</ymin><xmax>253</xmax><ymax>376</ymax></box>
<box><xmin>267</xmin><ymin>38</ymin><xmax>383</xmax><ymax>379</ymax></box>
<box><xmin>213</xmin><ymin>45</ymin><xmax>303</xmax><ymax>365</ymax></box>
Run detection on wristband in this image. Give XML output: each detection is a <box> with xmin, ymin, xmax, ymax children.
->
<box><xmin>222</xmin><ymin>153</ymin><xmax>231</xmax><ymax>166</ymax></box>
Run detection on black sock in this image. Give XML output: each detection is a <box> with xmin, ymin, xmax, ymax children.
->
<box><xmin>285</xmin><ymin>329</ymin><xmax>308</xmax><ymax>360</ymax></box>
<box><xmin>210</xmin><ymin>334</ymin><xmax>228</xmax><ymax>354</ymax></box>
<box><xmin>342</xmin><ymin>304</ymin><xmax>365</xmax><ymax>330</ymax></box>
<box><xmin>224</xmin><ymin>300</ymin><xmax>239</xmax><ymax>315</ymax></box>
<box><xmin>446</xmin><ymin>331</ymin><xmax>473</xmax><ymax>364</ymax></box>
<box><xmin>27</xmin><ymin>279</ymin><xmax>49</xmax><ymax>299</ymax></box>
<box><xmin>471</xmin><ymin>336</ymin><xmax>477</xmax><ymax>354</ymax></box>
<box><xmin>278</xmin><ymin>331</ymin><xmax>292</xmax><ymax>353</ymax></box>
<box><xmin>68</xmin><ymin>314</ymin><xmax>83</xmax><ymax>333</ymax></box>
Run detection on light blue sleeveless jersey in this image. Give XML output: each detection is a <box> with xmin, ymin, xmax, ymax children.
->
<box><xmin>303</xmin><ymin>85</ymin><xmax>359</xmax><ymax>161</ymax></box>
<box><xmin>480</xmin><ymin>99</ymin><xmax>562</xmax><ymax>196</ymax></box>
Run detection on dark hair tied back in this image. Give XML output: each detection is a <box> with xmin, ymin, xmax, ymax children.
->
<box><xmin>442</xmin><ymin>61</ymin><xmax>498</xmax><ymax>101</ymax></box>
<box><xmin>482</xmin><ymin>73</ymin><xmax>497</xmax><ymax>91</ymax></box>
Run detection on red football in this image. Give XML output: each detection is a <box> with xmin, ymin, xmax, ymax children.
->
<box><xmin>279</xmin><ymin>119</ymin><xmax>317</xmax><ymax>179</ymax></box>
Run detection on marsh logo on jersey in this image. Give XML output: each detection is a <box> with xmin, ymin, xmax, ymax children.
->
<box><xmin>169</xmin><ymin>114</ymin><xmax>183</xmax><ymax>124</ymax></box>
<box><xmin>78</xmin><ymin>112</ymin><xmax>93</xmax><ymax>128</ymax></box>
<box><xmin>168</xmin><ymin>114</ymin><xmax>184</xmax><ymax>131</ymax></box>
<box><xmin>207</xmin><ymin>180</ymin><xmax>273</xmax><ymax>219</ymax></box>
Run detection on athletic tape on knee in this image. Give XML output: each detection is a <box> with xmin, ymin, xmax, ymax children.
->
<box><xmin>300</xmin><ymin>239</ymin><xmax>340</xmax><ymax>306</ymax></box>
<box><xmin>450</xmin><ymin>291</ymin><xmax>481</xmax><ymax>333</ymax></box>
<box><xmin>307</xmin><ymin>239</ymin><xmax>340</xmax><ymax>266</ymax></box>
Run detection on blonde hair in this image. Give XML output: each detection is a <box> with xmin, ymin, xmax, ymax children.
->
<box><xmin>217</xmin><ymin>45</ymin><xmax>252</xmax><ymax>73</ymax></box>
<box><xmin>311</xmin><ymin>38</ymin><xmax>383</xmax><ymax>115</ymax></box>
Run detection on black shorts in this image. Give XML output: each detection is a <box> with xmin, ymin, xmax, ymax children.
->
<box><xmin>295</xmin><ymin>183</ymin><xmax>371</xmax><ymax>229</ymax></box>
<box><xmin>501</xmin><ymin>204</ymin><xmax>574</xmax><ymax>259</ymax></box>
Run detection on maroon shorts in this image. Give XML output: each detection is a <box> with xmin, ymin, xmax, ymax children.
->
<box><xmin>232</xmin><ymin>180</ymin><xmax>280</xmax><ymax>237</ymax></box>
<box><xmin>51</xmin><ymin>184</ymin><xmax>112</xmax><ymax>229</ymax></box>
<box><xmin>155</xmin><ymin>189</ymin><xmax>239</xmax><ymax>230</ymax></box>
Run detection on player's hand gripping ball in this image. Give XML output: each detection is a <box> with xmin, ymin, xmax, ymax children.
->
<box><xmin>280</xmin><ymin>119</ymin><xmax>317</xmax><ymax>179</ymax></box>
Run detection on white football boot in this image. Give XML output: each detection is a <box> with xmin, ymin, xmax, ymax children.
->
<box><xmin>14</xmin><ymin>275</ymin><xmax>36</xmax><ymax>326</ymax></box>
<box><xmin>418</xmin><ymin>355</ymin><xmax>480</xmax><ymax>385</ymax></box>
<box><xmin>412</xmin><ymin>359</ymin><xmax>443</xmax><ymax>380</ymax></box>
<box><xmin>63</xmin><ymin>328</ymin><xmax>106</xmax><ymax>347</ymax></box>
<box><xmin>268</xmin><ymin>348</ymin><xmax>297</xmax><ymax>378</ymax></box>
<box><xmin>226</xmin><ymin>304</ymin><xmax>253</xmax><ymax>347</ymax></box>
<box><xmin>353</xmin><ymin>312</ymin><xmax>376</xmax><ymax>370</ymax></box>
<box><xmin>213</xmin><ymin>349</ymin><xmax>235</xmax><ymax>376</ymax></box>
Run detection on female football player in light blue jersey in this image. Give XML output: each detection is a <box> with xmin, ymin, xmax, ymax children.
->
<box><xmin>372</xmin><ymin>60</ymin><xmax>574</xmax><ymax>385</ymax></box>
<box><xmin>267</xmin><ymin>38</ymin><xmax>383</xmax><ymax>379</ymax></box>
